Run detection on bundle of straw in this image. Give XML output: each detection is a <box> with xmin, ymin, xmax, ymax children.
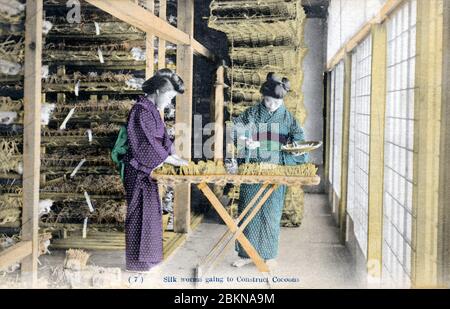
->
<box><xmin>0</xmin><ymin>139</ymin><xmax>21</xmax><ymax>174</ymax></box>
<box><xmin>64</xmin><ymin>249</ymin><xmax>90</xmax><ymax>271</ymax></box>
<box><xmin>238</xmin><ymin>163</ymin><xmax>317</xmax><ymax>177</ymax></box>
<box><xmin>153</xmin><ymin>160</ymin><xmax>227</xmax><ymax>176</ymax></box>
<box><xmin>0</xmin><ymin>96</ymin><xmax>23</xmax><ymax>111</ymax></box>
<box><xmin>0</xmin><ymin>207</ymin><xmax>20</xmax><ymax>225</ymax></box>
<box><xmin>0</xmin><ymin>194</ymin><xmax>22</xmax><ymax>209</ymax></box>
<box><xmin>153</xmin><ymin>160</ymin><xmax>317</xmax><ymax>177</ymax></box>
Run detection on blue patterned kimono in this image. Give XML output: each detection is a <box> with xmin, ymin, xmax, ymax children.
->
<box><xmin>232</xmin><ymin>102</ymin><xmax>309</xmax><ymax>260</ymax></box>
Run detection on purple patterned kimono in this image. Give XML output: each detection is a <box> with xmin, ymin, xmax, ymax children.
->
<box><xmin>123</xmin><ymin>96</ymin><xmax>172</xmax><ymax>272</ymax></box>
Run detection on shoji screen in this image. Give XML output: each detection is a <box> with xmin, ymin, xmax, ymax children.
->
<box><xmin>382</xmin><ymin>0</ymin><xmax>417</xmax><ymax>287</ymax></box>
<box><xmin>329</xmin><ymin>61</ymin><xmax>345</xmax><ymax>197</ymax></box>
<box><xmin>347</xmin><ymin>36</ymin><xmax>372</xmax><ymax>258</ymax></box>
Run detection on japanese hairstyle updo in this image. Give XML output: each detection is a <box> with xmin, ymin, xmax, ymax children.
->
<box><xmin>141</xmin><ymin>68</ymin><xmax>185</xmax><ymax>95</ymax></box>
<box><xmin>260</xmin><ymin>72</ymin><xmax>291</xmax><ymax>99</ymax></box>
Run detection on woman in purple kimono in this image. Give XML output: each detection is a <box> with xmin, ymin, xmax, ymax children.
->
<box><xmin>124</xmin><ymin>69</ymin><xmax>188</xmax><ymax>272</ymax></box>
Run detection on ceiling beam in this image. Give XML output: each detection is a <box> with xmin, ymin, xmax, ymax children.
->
<box><xmin>85</xmin><ymin>0</ymin><xmax>214</xmax><ymax>59</ymax></box>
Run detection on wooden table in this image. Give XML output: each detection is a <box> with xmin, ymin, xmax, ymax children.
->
<box><xmin>152</xmin><ymin>173</ymin><xmax>321</xmax><ymax>279</ymax></box>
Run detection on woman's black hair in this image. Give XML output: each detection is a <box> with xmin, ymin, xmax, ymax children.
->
<box><xmin>260</xmin><ymin>72</ymin><xmax>291</xmax><ymax>99</ymax></box>
<box><xmin>142</xmin><ymin>68</ymin><xmax>185</xmax><ymax>95</ymax></box>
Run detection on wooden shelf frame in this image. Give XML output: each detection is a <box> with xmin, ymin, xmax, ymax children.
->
<box><xmin>0</xmin><ymin>0</ymin><xmax>220</xmax><ymax>286</ymax></box>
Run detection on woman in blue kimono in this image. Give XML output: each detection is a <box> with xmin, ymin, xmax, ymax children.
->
<box><xmin>232</xmin><ymin>73</ymin><xmax>309</xmax><ymax>269</ymax></box>
<box><xmin>124</xmin><ymin>69</ymin><xmax>188</xmax><ymax>273</ymax></box>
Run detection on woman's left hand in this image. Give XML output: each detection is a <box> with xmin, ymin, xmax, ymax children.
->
<box><xmin>292</xmin><ymin>151</ymin><xmax>306</xmax><ymax>157</ymax></box>
<box><xmin>291</xmin><ymin>141</ymin><xmax>305</xmax><ymax>156</ymax></box>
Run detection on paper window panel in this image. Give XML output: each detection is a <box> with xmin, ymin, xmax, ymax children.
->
<box><xmin>332</xmin><ymin>61</ymin><xmax>345</xmax><ymax>197</ymax></box>
<box><xmin>347</xmin><ymin>36</ymin><xmax>372</xmax><ymax>258</ymax></box>
<box><xmin>382</xmin><ymin>0</ymin><xmax>416</xmax><ymax>288</ymax></box>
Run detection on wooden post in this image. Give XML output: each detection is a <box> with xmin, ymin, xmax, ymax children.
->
<box><xmin>145</xmin><ymin>0</ymin><xmax>155</xmax><ymax>79</ymax></box>
<box><xmin>438</xmin><ymin>0</ymin><xmax>450</xmax><ymax>288</ymax></box>
<box><xmin>324</xmin><ymin>72</ymin><xmax>332</xmax><ymax>192</ymax></box>
<box><xmin>366</xmin><ymin>23</ymin><xmax>387</xmax><ymax>283</ymax></box>
<box><xmin>158</xmin><ymin>0</ymin><xmax>167</xmax><ymax>70</ymax></box>
<box><xmin>412</xmin><ymin>0</ymin><xmax>444</xmax><ymax>288</ymax></box>
<box><xmin>338</xmin><ymin>54</ymin><xmax>352</xmax><ymax>243</ymax></box>
<box><xmin>21</xmin><ymin>0</ymin><xmax>43</xmax><ymax>285</ymax></box>
<box><xmin>213</xmin><ymin>66</ymin><xmax>224</xmax><ymax>162</ymax></box>
<box><xmin>173</xmin><ymin>0</ymin><xmax>194</xmax><ymax>233</ymax></box>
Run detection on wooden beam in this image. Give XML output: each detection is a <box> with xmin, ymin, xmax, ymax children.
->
<box><xmin>213</xmin><ymin>66</ymin><xmax>225</xmax><ymax>161</ymax></box>
<box><xmin>145</xmin><ymin>0</ymin><xmax>155</xmax><ymax>78</ymax></box>
<box><xmin>173</xmin><ymin>0</ymin><xmax>195</xmax><ymax>233</ymax></box>
<box><xmin>338</xmin><ymin>54</ymin><xmax>352</xmax><ymax>243</ymax></box>
<box><xmin>367</xmin><ymin>23</ymin><xmax>387</xmax><ymax>283</ymax></box>
<box><xmin>327</xmin><ymin>0</ymin><xmax>406</xmax><ymax>70</ymax></box>
<box><xmin>85</xmin><ymin>0</ymin><xmax>213</xmax><ymax>59</ymax></box>
<box><xmin>192</xmin><ymin>39</ymin><xmax>213</xmax><ymax>60</ymax></box>
<box><xmin>438</xmin><ymin>0</ymin><xmax>450</xmax><ymax>288</ymax></box>
<box><xmin>412</xmin><ymin>0</ymin><xmax>444</xmax><ymax>288</ymax></box>
<box><xmin>158</xmin><ymin>0</ymin><xmax>167</xmax><ymax>70</ymax></box>
<box><xmin>0</xmin><ymin>241</ymin><xmax>32</xmax><ymax>271</ymax></box>
<box><xmin>21</xmin><ymin>0</ymin><xmax>43</xmax><ymax>285</ymax></box>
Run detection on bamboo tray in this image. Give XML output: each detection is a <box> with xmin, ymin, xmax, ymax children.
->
<box><xmin>281</xmin><ymin>141</ymin><xmax>323</xmax><ymax>154</ymax></box>
<box><xmin>151</xmin><ymin>173</ymin><xmax>320</xmax><ymax>186</ymax></box>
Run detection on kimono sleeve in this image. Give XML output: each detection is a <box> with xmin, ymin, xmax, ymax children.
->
<box><xmin>128</xmin><ymin>107</ymin><xmax>170</xmax><ymax>174</ymax></box>
<box><xmin>284</xmin><ymin>116</ymin><xmax>310</xmax><ymax>165</ymax></box>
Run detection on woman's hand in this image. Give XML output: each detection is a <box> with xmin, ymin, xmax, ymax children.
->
<box><xmin>291</xmin><ymin>141</ymin><xmax>306</xmax><ymax>156</ymax></box>
<box><xmin>164</xmin><ymin>154</ymin><xmax>189</xmax><ymax>166</ymax></box>
<box><xmin>292</xmin><ymin>151</ymin><xmax>306</xmax><ymax>157</ymax></box>
<box><xmin>240</xmin><ymin>136</ymin><xmax>260</xmax><ymax>150</ymax></box>
<box><xmin>246</xmin><ymin>140</ymin><xmax>261</xmax><ymax>150</ymax></box>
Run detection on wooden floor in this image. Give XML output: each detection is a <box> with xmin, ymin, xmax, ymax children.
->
<box><xmin>49</xmin><ymin>213</ymin><xmax>204</xmax><ymax>259</ymax></box>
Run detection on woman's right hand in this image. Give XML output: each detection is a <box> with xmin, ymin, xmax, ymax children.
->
<box><xmin>164</xmin><ymin>155</ymin><xmax>189</xmax><ymax>167</ymax></box>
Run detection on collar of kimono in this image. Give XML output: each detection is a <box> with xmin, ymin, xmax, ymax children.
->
<box><xmin>137</xmin><ymin>96</ymin><xmax>158</xmax><ymax>112</ymax></box>
<box><xmin>259</xmin><ymin>101</ymin><xmax>286</xmax><ymax>115</ymax></box>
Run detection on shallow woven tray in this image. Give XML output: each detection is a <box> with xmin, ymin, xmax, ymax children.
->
<box><xmin>151</xmin><ymin>173</ymin><xmax>320</xmax><ymax>186</ymax></box>
<box><xmin>281</xmin><ymin>141</ymin><xmax>323</xmax><ymax>154</ymax></box>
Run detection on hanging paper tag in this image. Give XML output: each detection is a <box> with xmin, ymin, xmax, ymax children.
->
<box><xmin>84</xmin><ymin>191</ymin><xmax>94</xmax><ymax>213</ymax></box>
<box><xmin>70</xmin><ymin>158</ymin><xmax>86</xmax><ymax>178</ymax></box>
<box><xmin>94</xmin><ymin>22</ymin><xmax>100</xmax><ymax>35</ymax></box>
<box><xmin>86</xmin><ymin>129</ymin><xmax>93</xmax><ymax>144</ymax></box>
<box><xmin>74</xmin><ymin>80</ymin><xmax>80</xmax><ymax>96</ymax></box>
<box><xmin>82</xmin><ymin>217</ymin><xmax>88</xmax><ymax>239</ymax></box>
<box><xmin>59</xmin><ymin>107</ymin><xmax>76</xmax><ymax>130</ymax></box>
<box><xmin>98</xmin><ymin>48</ymin><xmax>104</xmax><ymax>64</ymax></box>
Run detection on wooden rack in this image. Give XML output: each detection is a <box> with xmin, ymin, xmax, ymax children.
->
<box><xmin>0</xmin><ymin>0</ymin><xmax>217</xmax><ymax>287</ymax></box>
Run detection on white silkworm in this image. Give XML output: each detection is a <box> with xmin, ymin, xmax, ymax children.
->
<box><xmin>39</xmin><ymin>199</ymin><xmax>54</xmax><ymax>216</ymax></box>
